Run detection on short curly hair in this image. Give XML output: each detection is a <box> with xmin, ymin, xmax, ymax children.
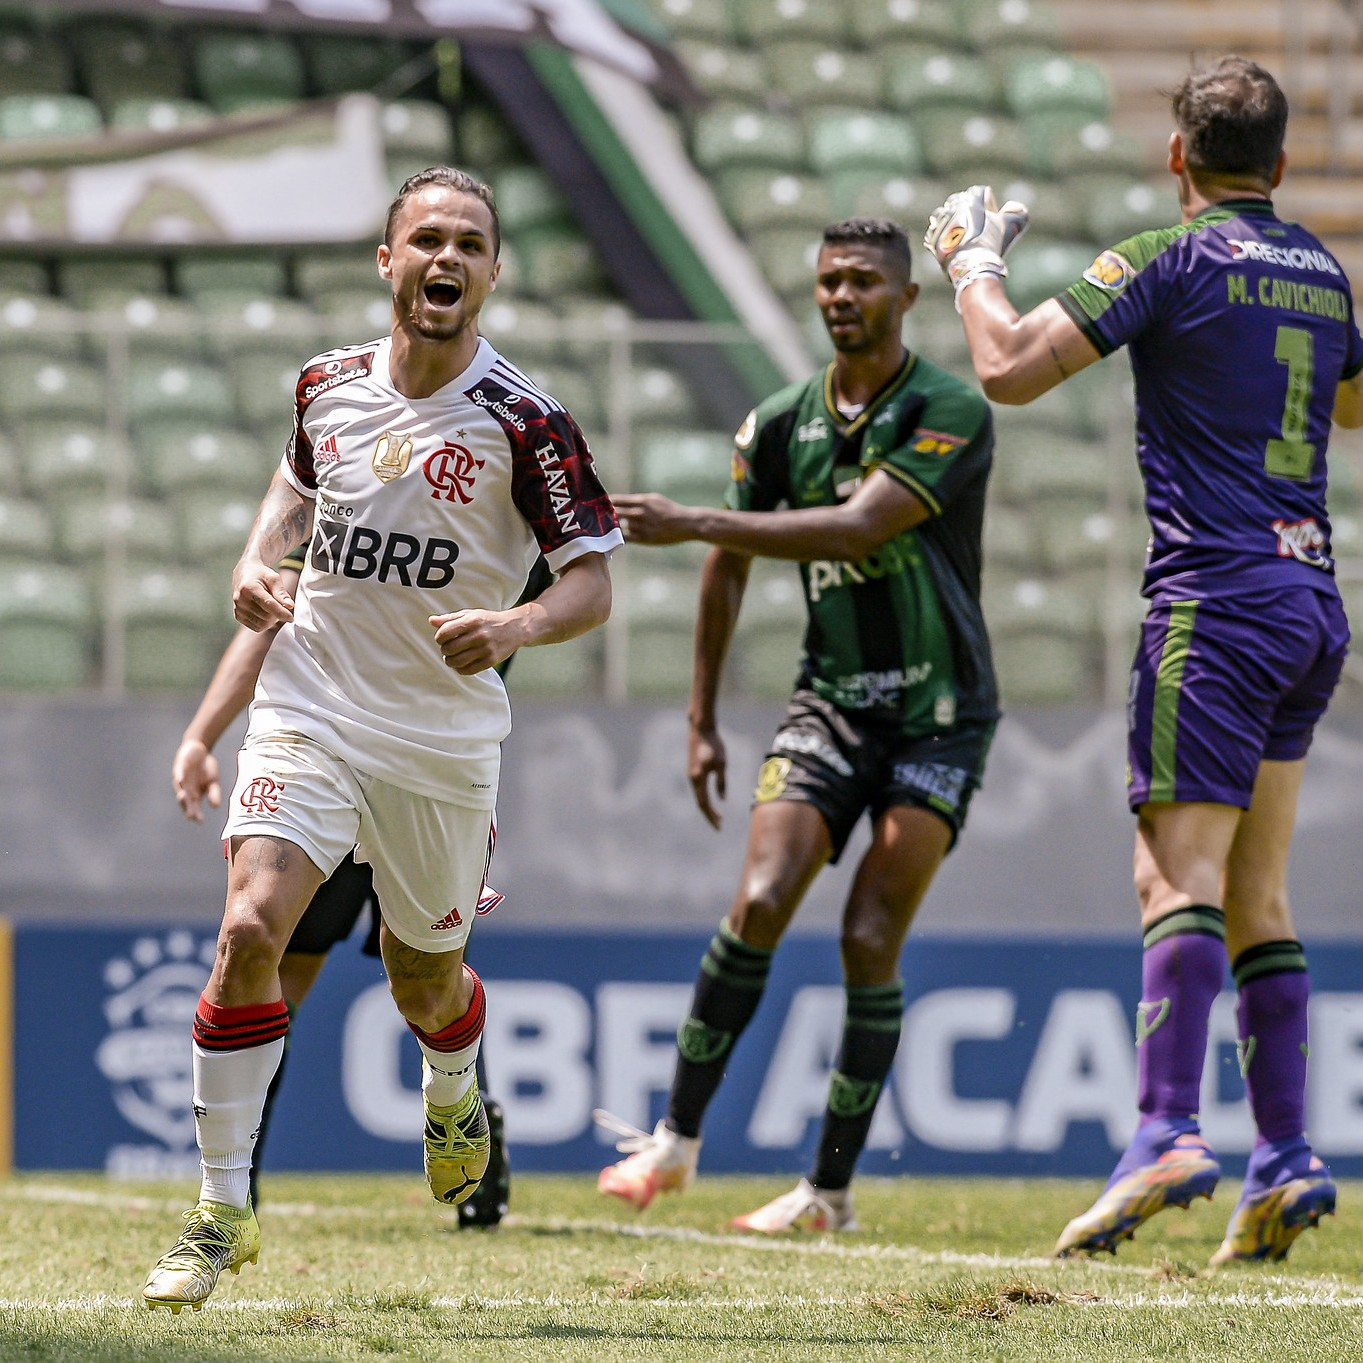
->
<box><xmin>821</xmin><ymin>218</ymin><xmax>913</xmax><ymax>280</ymax></box>
<box><xmin>1170</xmin><ymin>56</ymin><xmax>1287</xmax><ymax>183</ymax></box>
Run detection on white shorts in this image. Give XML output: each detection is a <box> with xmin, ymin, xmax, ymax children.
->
<box><xmin>223</xmin><ymin>731</ymin><xmax>494</xmax><ymax>953</ymax></box>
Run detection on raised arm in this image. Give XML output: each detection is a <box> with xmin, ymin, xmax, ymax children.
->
<box><xmin>232</xmin><ymin>469</ymin><xmax>313</xmax><ymax>631</ymax></box>
<box><xmin>615</xmin><ymin>468</ymin><xmax>928</xmax><ymax>562</ymax></box>
<box><xmin>956</xmin><ymin>287</ymin><xmax>1102</xmax><ymax>404</ymax></box>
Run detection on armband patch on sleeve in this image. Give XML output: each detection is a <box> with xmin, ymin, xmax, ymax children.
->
<box><xmin>1083</xmin><ymin>250</ymin><xmax>1134</xmax><ymax>293</ymax></box>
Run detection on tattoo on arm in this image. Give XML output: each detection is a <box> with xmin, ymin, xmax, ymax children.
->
<box><xmin>1046</xmin><ymin>335</ymin><xmax>1071</xmax><ymax>381</ymax></box>
<box><xmin>249</xmin><ymin>482</ymin><xmax>311</xmax><ymax>566</ymax></box>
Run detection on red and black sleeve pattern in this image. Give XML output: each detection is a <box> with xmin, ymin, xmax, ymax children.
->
<box><xmin>283</xmin><ymin>350</ymin><xmax>375</xmax><ymax>492</ymax></box>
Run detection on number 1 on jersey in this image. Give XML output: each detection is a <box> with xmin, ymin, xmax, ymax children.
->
<box><xmin>1264</xmin><ymin>325</ymin><xmax>1316</xmax><ymax>481</ymax></box>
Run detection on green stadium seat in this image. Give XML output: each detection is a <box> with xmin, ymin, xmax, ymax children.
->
<box><xmin>517</xmin><ymin>227</ymin><xmax>608</xmax><ymax>299</ymax></box>
<box><xmin>0</xmin><ymin>562</ymin><xmax>94</xmax><ymax>690</ymax></box>
<box><xmin>806</xmin><ymin>110</ymin><xmax>923</xmax><ymax>176</ymax></box>
<box><xmin>617</xmin><ymin>564</ymin><xmax>700</xmax><ymax>700</ymax></box>
<box><xmin>740</xmin><ymin>563</ymin><xmax>806</xmax><ymax>631</ymax></box>
<box><xmin>749</xmin><ymin>225</ymin><xmax>822</xmax><ymax>300</ymax></box>
<box><xmin>57</xmin><ymin>255</ymin><xmax>168</xmax><ymax>305</ymax></box>
<box><xmin>177</xmin><ymin>491</ymin><xmax>259</xmax><ymax>563</ymax></box>
<box><xmin>14</xmin><ymin>420</ymin><xmax>108</xmax><ymax>496</ymax></box>
<box><xmin>229</xmin><ymin>354</ymin><xmax>300</xmax><ymax>431</ymax></box>
<box><xmin>630</xmin><ymin>365</ymin><xmax>702</xmax><ymax>429</ymax></box>
<box><xmin>499</xmin><ymin>628</ymin><xmax>601</xmax><ymax>699</ymax></box>
<box><xmin>763</xmin><ymin>42</ymin><xmax>884</xmax><ymax>109</ymax></box>
<box><xmin>294</xmin><ymin>253</ymin><xmax>383</xmax><ymax>303</ymax></box>
<box><xmin>676</xmin><ymin>40</ymin><xmax>768</xmax><ymax>102</ymax></box>
<box><xmin>1032</xmin><ymin>499</ymin><xmax>1123</xmax><ymax>571</ymax></box>
<box><xmin>127</xmin><ymin>357</ymin><xmax>237</xmax><ymax>427</ymax></box>
<box><xmin>109</xmin><ymin>98</ymin><xmax>213</xmax><ymax>134</ymax></box>
<box><xmin>198</xmin><ymin>295</ymin><xmax>321</xmax><ymax>363</ymax></box>
<box><xmin>0</xmin><ymin>294</ymin><xmax>84</xmax><ymax>358</ymax></box>
<box><xmin>304</xmin><ymin>34</ymin><xmax>411</xmax><ymax>96</ymax></box>
<box><xmin>93</xmin><ymin>295</ymin><xmax>204</xmax><ymax>361</ymax></box>
<box><xmin>314</xmin><ymin>291</ymin><xmax>391</xmax><ymax>347</ymax></box>
<box><xmin>1023</xmin><ymin>113</ymin><xmax>1146</xmax><ymax>179</ymax></box>
<box><xmin>1085</xmin><ymin>178</ymin><xmax>1180</xmax><ymax>245</ymax></box>
<box><xmin>638</xmin><ymin>429</ymin><xmax>732</xmax><ymax>504</ymax></box>
<box><xmin>72</xmin><ymin>21</ymin><xmax>189</xmax><ymax>105</ymax></box>
<box><xmin>987</xmin><ymin>175</ymin><xmax>1084</xmax><ymax>241</ymax></box>
<box><xmin>884</xmin><ymin>49</ymin><xmax>1000</xmax><ymax>115</ymax></box>
<box><xmin>992</xmin><ymin>427</ymin><xmax>1109</xmax><ymax>503</ymax></box>
<box><xmin>0</xmin><ymin>258</ymin><xmax>50</xmax><ymax>294</ymax></box>
<box><xmin>455</xmin><ymin>104</ymin><xmax>526</xmax><ymax>168</ymax></box>
<box><xmin>691</xmin><ymin>104</ymin><xmax>806</xmax><ymax>173</ymax></box>
<box><xmin>0</xmin><ymin>358</ymin><xmax>105</xmax><ymax>423</ymax></box>
<box><xmin>141</xmin><ymin>424</ymin><xmax>271</xmax><ymax>498</ymax></box>
<box><xmin>115</xmin><ymin>563</ymin><xmax>223</xmax><ymax>690</ymax></box>
<box><xmin>716</xmin><ymin>169</ymin><xmax>834</xmax><ymax>233</ymax></box>
<box><xmin>521</xmin><ymin>365</ymin><xmax>604</xmax><ymax>431</ymax></box>
<box><xmin>493</xmin><ymin>165</ymin><xmax>573</xmax><ymax>236</ymax></box>
<box><xmin>193</xmin><ymin>31</ymin><xmax>306</xmax><ymax>110</ymax></box>
<box><xmin>736</xmin><ymin>0</ymin><xmax>847</xmax><ymax>44</ymax></box>
<box><xmin>177</xmin><ymin>251</ymin><xmax>288</xmax><ymax>300</ymax></box>
<box><xmin>652</xmin><ymin>0</ymin><xmax>739</xmax><ymax>41</ymax></box>
<box><xmin>827</xmin><ymin>171</ymin><xmax>945</xmax><ymax>224</ymax></box>
<box><xmin>992</xmin><ymin>630</ymin><xmax>1092</xmax><ymax>705</ymax></box>
<box><xmin>1004</xmin><ymin>53</ymin><xmax>1110</xmax><ymax>119</ymax></box>
<box><xmin>0</xmin><ymin>495</ymin><xmax>56</xmax><ymax>560</ymax></box>
<box><xmin>0</xmin><ymin>93</ymin><xmax>101</xmax><ymax>140</ymax></box>
<box><xmin>0</xmin><ymin>21</ymin><xmax>73</xmax><ymax>96</ymax></box>
<box><xmin>479</xmin><ymin>297</ymin><xmax>563</xmax><ymax>364</ymax></box>
<box><xmin>735</xmin><ymin>629</ymin><xmax>802</xmax><ymax>698</ymax></box>
<box><xmin>1003</xmin><ymin>236</ymin><xmax>1094</xmax><ymax>313</ymax></box>
<box><xmin>380</xmin><ymin>100</ymin><xmax>453</xmax><ymax>160</ymax></box>
<box><xmin>916</xmin><ymin>111</ymin><xmax>1028</xmax><ymax>178</ymax></box>
<box><xmin>850</xmin><ymin>0</ymin><xmax>961</xmax><ymax>47</ymax></box>
<box><xmin>957</xmin><ymin>0</ymin><xmax>1064</xmax><ymax>52</ymax></box>
<box><xmin>983</xmin><ymin>570</ymin><xmax>1094</xmax><ymax>638</ymax></box>
<box><xmin>55</xmin><ymin>494</ymin><xmax>177</xmax><ymax>563</ymax></box>
<box><xmin>981</xmin><ymin>502</ymin><xmax>1037</xmax><ymax>568</ymax></box>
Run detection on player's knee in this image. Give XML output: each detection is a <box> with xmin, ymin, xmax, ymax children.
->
<box><xmin>729</xmin><ymin>886</ymin><xmax>796</xmax><ymax>948</ymax></box>
<box><xmin>840</xmin><ymin>916</ymin><xmax>902</xmax><ymax>982</ymax></box>
<box><xmin>216</xmin><ymin>907</ymin><xmax>289</xmax><ymax>982</ymax></box>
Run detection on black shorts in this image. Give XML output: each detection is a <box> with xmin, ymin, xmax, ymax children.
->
<box><xmin>753</xmin><ymin>688</ymin><xmax>995</xmax><ymax>862</ymax></box>
<box><xmin>285</xmin><ymin>851</ymin><xmax>381</xmax><ymax>957</ymax></box>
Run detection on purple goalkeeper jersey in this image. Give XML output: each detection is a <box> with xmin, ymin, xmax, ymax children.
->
<box><xmin>1059</xmin><ymin>198</ymin><xmax>1363</xmax><ymax>602</ymax></box>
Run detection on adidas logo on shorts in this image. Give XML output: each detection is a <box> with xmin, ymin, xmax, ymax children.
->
<box><xmin>431</xmin><ymin>907</ymin><xmax>464</xmax><ymax>932</ymax></box>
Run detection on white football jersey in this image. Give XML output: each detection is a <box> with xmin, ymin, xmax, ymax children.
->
<box><xmin>248</xmin><ymin>335</ymin><xmax>622</xmax><ymax>806</ymax></box>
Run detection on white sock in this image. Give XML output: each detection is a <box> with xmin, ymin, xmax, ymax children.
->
<box><xmin>193</xmin><ymin>1037</ymin><xmax>284</xmax><ymax>1209</ymax></box>
<box><xmin>419</xmin><ymin>1036</ymin><xmax>480</xmax><ymax>1109</ymax></box>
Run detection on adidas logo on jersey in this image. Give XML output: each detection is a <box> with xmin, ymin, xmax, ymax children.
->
<box><xmin>316</xmin><ymin>434</ymin><xmax>341</xmax><ymax>463</ymax></box>
<box><xmin>431</xmin><ymin>906</ymin><xmax>464</xmax><ymax>932</ymax></box>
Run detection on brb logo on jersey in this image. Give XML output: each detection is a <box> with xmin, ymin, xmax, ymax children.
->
<box><xmin>424</xmin><ymin>443</ymin><xmax>486</xmax><ymax>504</ymax></box>
<box><xmin>240</xmin><ymin>775</ymin><xmax>286</xmax><ymax>814</ymax></box>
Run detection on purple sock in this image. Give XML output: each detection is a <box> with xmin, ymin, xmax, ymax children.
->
<box><xmin>1136</xmin><ymin>906</ymin><xmax>1227</xmax><ymax>1124</ymax></box>
<box><xmin>1234</xmin><ymin>941</ymin><xmax>1311</xmax><ymax>1146</ymax></box>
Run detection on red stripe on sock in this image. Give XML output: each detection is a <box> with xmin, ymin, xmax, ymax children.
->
<box><xmin>409</xmin><ymin>968</ymin><xmax>485</xmax><ymax>1053</ymax></box>
<box><xmin>193</xmin><ymin>995</ymin><xmax>290</xmax><ymax>1051</ymax></box>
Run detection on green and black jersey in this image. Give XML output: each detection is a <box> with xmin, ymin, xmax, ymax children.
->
<box><xmin>727</xmin><ymin>352</ymin><xmax>998</xmax><ymax>734</ymax></box>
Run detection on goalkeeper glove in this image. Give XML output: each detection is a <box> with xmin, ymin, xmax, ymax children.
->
<box><xmin>923</xmin><ymin>185</ymin><xmax>1030</xmax><ymax>311</ymax></box>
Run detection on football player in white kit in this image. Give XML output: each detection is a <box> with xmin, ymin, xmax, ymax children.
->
<box><xmin>144</xmin><ymin>168</ymin><xmax>623</xmax><ymax>1312</ymax></box>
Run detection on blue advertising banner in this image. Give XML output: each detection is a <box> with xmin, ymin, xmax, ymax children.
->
<box><xmin>13</xmin><ymin>924</ymin><xmax>1363</xmax><ymax>1179</ymax></box>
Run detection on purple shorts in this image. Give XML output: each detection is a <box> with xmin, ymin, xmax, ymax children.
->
<box><xmin>1126</xmin><ymin>585</ymin><xmax>1349</xmax><ymax>810</ymax></box>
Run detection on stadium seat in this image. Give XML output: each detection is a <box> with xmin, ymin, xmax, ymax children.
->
<box><xmin>1023</xmin><ymin>113</ymin><xmax>1146</xmax><ymax>179</ymax></box>
<box><xmin>517</xmin><ymin>227</ymin><xmax>608</xmax><ymax>299</ymax></box>
<box><xmin>229</xmin><ymin>354</ymin><xmax>301</xmax><ymax>431</ymax></box>
<box><xmin>0</xmin><ymin>495</ymin><xmax>56</xmax><ymax>561</ymax></box>
<box><xmin>638</xmin><ymin>429</ymin><xmax>732</xmax><ymax>504</ymax></box>
<box><xmin>827</xmin><ymin>171</ymin><xmax>946</xmax><ymax>225</ymax></box>
<box><xmin>850</xmin><ymin>0</ymin><xmax>961</xmax><ymax>48</ymax></box>
<box><xmin>193</xmin><ymin>31</ymin><xmax>306</xmax><ymax>110</ymax></box>
<box><xmin>177</xmin><ymin>492</ymin><xmax>260</xmax><ymax>566</ymax></box>
<box><xmin>479</xmin><ymin>297</ymin><xmax>563</xmax><ymax>364</ymax></box>
<box><xmin>0</xmin><ymin>294</ymin><xmax>84</xmax><ymax>359</ymax></box>
<box><xmin>806</xmin><ymin>110</ymin><xmax>923</xmax><ymax>176</ymax></box>
<box><xmin>992</xmin><ymin>427</ymin><xmax>1110</xmax><ymax>504</ymax></box>
<box><xmin>500</xmin><ymin>628</ymin><xmax>601</xmax><ymax>699</ymax></box>
<box><xmin>14</xmin><ymin>420</ymin><xmax>108</xmax><ymax>497</ymax></box>
<box><xmin>294</xmin><ymin>253</ymin><xmax>383</xmax><ymax>303</ymax></box>
<box><xmin>1085</xmin><ymin>179</ymin><xmax>1180</xmax><ymax>245</ymax></box>
<box><xmin>109</xmin><ymin>98</ymin><xmax>214</xmax><ymax>134</ymax></box>
<box><xmin>1004</xmin><ymin>53</ymin><xmax>1111</xmax><ymax>120</ymax></box>
<box><xmin>72</xmin><ymin>21</ymin><xmax>189</xmax><ymax>105</ymax></box>
<box><xmin>115</xmin><ymin>563</ymin><xmax>223</xmax><ymax>690</ymax></box>
<box><xmin>0</xmin><ymin>258</ymin><xmax>50</xmax><ymax>294</ymax></box>
<box><xmin>992</xmin><ymin>630</ymin><xmax>1092</xmax><ymax>705</ymax></box>
<box><xmin>735</xmin><ymin>629</ymin><xmax>802</xmax><ymax>698</ymax></box>
<box><xmin>96</xmin><ymin>295</ymin><xmax>204</xmax><ymax>361</ymax></box>
<box><xmin>675</xmin><ymin>40</ymin><xmax>768</xmax><ymax>102</ymax></box>
<box><xmin>716</xmin><ymin>169</ymin><xmax>835</xmax><ymax>234</ymax></box>
<box><xmin>55</xmin><ymin>494</ymin><xmax>177</xmax><ymax>564</ymax></box>
<box><xmin>140</xmin><ymin>424</ymin><xmax>272</xmax><ymax>498</ymax></box>
<box><xmin>304</xmin><ymin>33</ymin><xmax>411</xmax><ymax>96</ymax></box>
<box><xmin>691</xmin><ymin>104</ymin><xmax>806</xmax><ymax>173</ymax></box>
<box><xmin>735</xmin><ymin>0</ymin><xmax>848</xmax><ymax>44</ymax></box>
<box><xmin>0</xmin><ymin>93</ymin><xmax>101</xmax><ymax>140</ymax></box>
<box><xmin>916</xmin><ymin>111</ymin><xmax>1028</xmax><ymax>178</ymax></box>
<box><xmin>1003</xmin><ymin>237</ymin><xmax>1095</xmax><ymax>313</ymax></box>
<box><xmin>981</xmin><ymin>502</ymin><xmax>1038</xmax><ymax>568</ymax></box>
<box><xmin>57</xmin><ymin>255</ymin><xmax>168</xmax><ymax>305</ymax></box>
<box><xmin>956</xmin><ymin>0</ymin><xmax>1064</xmax><ymax>53</ymax></box>
<box><xmin>763</xmin><ymin>42</ymin><xmax>884</xmax><ymax>109</ymax></box>
<box><xmin>176</xmin><ymin>251</ymin><xmax>288</xmax><ymax>300</ymax></box>
<box><xmin>740</xmin><ymin>563</ymin><xmax>806</xmax><ymax>632</ymax></box>
<box><xmin>314</xmin><ymin>290</ymin><xmax>391</xmax><ymax>347</ymax></box>
<box><xmin>983</xmin><ymin>571</ymin><xmax>1094</xmax><ymax>638</ymax></box>
<box><xmin>0</xmin><ymin>561</ymin><xmax>94</xmax><ymax>690</ymax></box>
<box><xmin>127</xmin><ymin>357</ymin><xmax>237</xmax><ymax>427</ymax></box>
<box><xmin>521</xmin><ymin>364</ymin><xmax>604</xmax><ymax>431</ymax></box>
<box><xmin>493</xmin><ymin>165</ymin><xmax>573</xmax><ymax>236</ymax></box>
<box><xmin>0</xmin><ymin>357</ymin><xmax>105</xmax><ymax>424</ymax></box>
<box><xmin>0</xmin><ymin>20</ymin><xmax>74</xmax><ymax>96</ymax></box>
<box><xmin>455</xmin><ymin>104</ymin><xmax>526</xmax><ymax>169</ymax></box>
<box><xmin>380</xmin><ymin>100</ymin><xmax>453</xmax><ymax>161</ymax></box>
<box><xmin>198</xmin><ymin>295</ymin><xmax>321</xmax><ymax>363</ymax></box>
<box><xmin>884</xmin><ymin>49</ymin><xmax>1000</xmax><ymax>115</ymax></box>
<box><xmin>652</xmin><ymin>0</ymin><xmax>740</xmax><ymax>42</ymax></box>
<box><xmin>748</xmin><ymin>225</ymin><xmax>823</xmax><ymax>300</ymax></box>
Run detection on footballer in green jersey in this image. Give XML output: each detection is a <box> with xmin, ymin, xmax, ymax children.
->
<box><xmin>603</xmin><ymin>219</ymin><xmax>997</xmax><ymax>1234</ymax></box>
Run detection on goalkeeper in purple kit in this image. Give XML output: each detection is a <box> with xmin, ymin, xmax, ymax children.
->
<box><xmin>926</xmin><ymin>56</ymin><xmax>1363</xmax><ymax>1264</ymax></box>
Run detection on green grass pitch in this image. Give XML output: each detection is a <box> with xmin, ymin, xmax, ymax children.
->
<box><xmin>0</xmin><ymin>1172</ymin><xmax>1360</xmax><ymax>1361</ymax></box>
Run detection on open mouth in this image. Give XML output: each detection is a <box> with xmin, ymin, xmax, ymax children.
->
<box><xmin>424</xmin><ymin>279</ymin><xmax>463</xmax><ymax>308</ymax></box>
